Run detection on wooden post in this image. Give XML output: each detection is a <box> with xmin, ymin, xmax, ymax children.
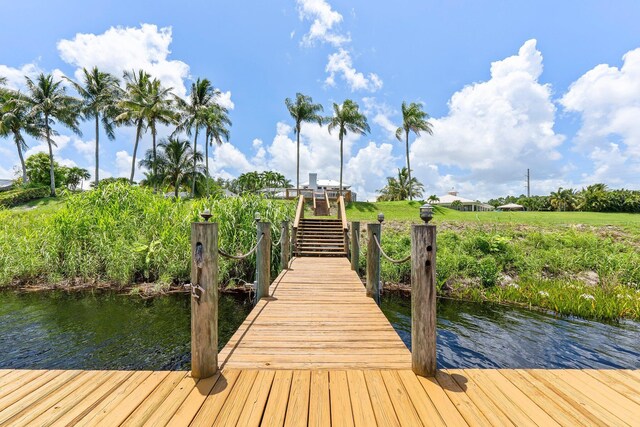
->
<box><xmin>366</xmin><ymin>223</ymin><xmax>381</xmax><ymax>304</ymax></box>
<box><xmin>190</xmin><ymin>222</ymin><xmax>218</xmax><ymax>379</ymax></box>
<box><xmin>256</xmin><ymin>221</ymin><xmax>271</xmax><ymax>302</ymax></box>
<box><xmin>411</xmin><ymin>224</ymin><xmax>437</xmax><ymax>377</ymax></box>
<box><xmin>280</xmin><ymin>220</ymin><xmax>290</xmax><ymax>270</ymax></box>
<box><xmin>350</xmin><ymin>221</ymin><xmax>360</xmax><ymax>271</ymax></box>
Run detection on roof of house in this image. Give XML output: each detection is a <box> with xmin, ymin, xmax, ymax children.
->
<box><xmin>498</xmin><ymin>203</ymin><xmax>524</xmax><ymax>209</ymax></box>
<box><xmin>301</xmin><ymin>179</ymin><xmax>350</xmax><ymax>189</ymax></box>
<box><xmin>0</xmin><ymin>179</ymin><xmax>13</xmax><ymax>188</ymax></box>
<box><xmin>433</xmin><ymin>193</ymin><xmax>479</xmax><ymax>204</ymax></box>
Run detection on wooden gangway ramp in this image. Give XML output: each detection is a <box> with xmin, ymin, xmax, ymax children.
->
<box><xmin>1</xmin><ymin>257</ymin><xmax>640</xmax><ymax>425</ymax></box>
<box><xmin>218</xmin><ymin>257</ymin><xmax>411</xmax><ymax>369</ymax></box>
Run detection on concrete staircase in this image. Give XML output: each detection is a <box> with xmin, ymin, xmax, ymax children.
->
<box><xmin>295</xmin><ymin>218</ymin><xmax>346</xmax><ymax>256</ymax></box>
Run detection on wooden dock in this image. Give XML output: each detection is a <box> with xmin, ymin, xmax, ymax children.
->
<box><xmin>1</xmin><ymin>257</ymin><xmax>639</xmax><ymax>426</ymax></box>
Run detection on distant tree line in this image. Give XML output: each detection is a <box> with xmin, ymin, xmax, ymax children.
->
<box><xmin>489</xmin><ymin>184</ymin><xmax>640</xmax><ymax>213</ymax></box>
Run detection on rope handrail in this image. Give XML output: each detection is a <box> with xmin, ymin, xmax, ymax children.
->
<box><xmin>373</xmin><ymin>234</ymin><xmax>411</xmax><ymax>264</ymax></box>
<box><xmin>219</xmin><ymin>234</ymin><xmax>264</xmax><ymax>260</ymax></box>
<box><xmin>272</xmin><ymin>226</ymin><xmax>285</xmax><ymax>247</ymax></box>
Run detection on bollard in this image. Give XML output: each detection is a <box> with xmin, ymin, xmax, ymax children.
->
<box><xmin>190</xmin><ymin>221</ymin><xmax>218</xmax><ymax>379</ymax></box>
<box><xmin>281</xmin><ymin>220</ymin><xmax>290</xmax><ymax>270</ymax></box>
<box><xmin>350</xmin><ymin>221</ymin><xmax>360</xmax><ymax>271</ymax></box>
<box><xmin>255</xmin><ymin>221</ymin><xmax>271</xmax><ymax>302</ymax></box>
<box><xmin>411</xmin><ymin>223</ymin><xmax>437</xmax><ymax>377</ymax></box>
<box><xmin>366</xmin><ymin>223</ymin><xmax>381</xmax><ymax>305</ymax></box>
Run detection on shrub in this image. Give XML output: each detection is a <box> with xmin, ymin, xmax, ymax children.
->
<box><xmin>0</xmin><ymin>187</ymin><xmax>49</xmax><ymax>208</ymax></box>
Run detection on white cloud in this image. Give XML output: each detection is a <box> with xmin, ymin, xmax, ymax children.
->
<box><xmin>57</xmin><ymin>24</ymin><xmax>190</xmax><ymax>97</ymax></box>
<box><xmin>411</xmin><ymin>39</ymin><xmax>565</xmax><ymax>198</ymax></box>
<box><xmin>325</xmin><ymin>49</ymin><xmax>383</xmax><ymax>92</ymax></box>
<box><xmin>0</xmin><ymin>63</ymin><xmax>42</xmax><ymax>90</ymax></box>
<box><xmin>362</xmin><ymin>97</ymin><xmax>398</xmax><ymax>139</ymax></box>
<box><xmin>115</xmin><ymin>150</ymin><xmax>137</xmax><ymax>179</ymax></box>
<box><xmin>297</xmin><ymin>0</ymin><xmax>350</xmax><ymax>47</ymax></box>
<box><xmin>216</xmin><ymin>90</ymin><xmax>235</xmax><ymax>110</ymax></box>
<box><xmin>73</xmin><ymin>138</ymin><xmax>94</xmax><ymax>162</ymax></box>
<box><xmin>560</xmin><ymin>47</ymin><xmax>640</xmax><ymax>187</ymax></box>
<box><xmin>24</xmin><ymin>135</ymin><xmax>71</xmax><ymax>158</ymax></box>
<box><xmin>345</xmin><ymin>142</ymin><xmax>397</xmax><ymax>201</ymax></box>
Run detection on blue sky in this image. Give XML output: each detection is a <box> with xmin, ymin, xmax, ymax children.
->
<box><xmin>1</xmin><ymin>0</ymin><xmax>640</xmax><ymax>200</ymax></box>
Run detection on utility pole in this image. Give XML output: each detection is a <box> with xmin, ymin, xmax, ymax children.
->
<box><xmin>526</xmin><ymin>168</ymin><xmax>531</xmax><ymax>198</ymax></box>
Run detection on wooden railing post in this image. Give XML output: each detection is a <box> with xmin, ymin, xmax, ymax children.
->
<box><xmin>411</xmin><ymin>224</ymin><xmax>437</xmax><ymax>377</ymax></box>
<box><xmin>190</xmin><ymin>221</ymin><xmax>218</xmax><ymax>379</ymax></box>
<box><xmin>281</xmin><ymin>220</ymin><xmax>290</xmax><ymax>270</ymax></box>
<box><xmin>366</xmin><ymin>223</ymin><xmax>381</xmax><ymax>305</ymax></box>
<box><xmin>350</xmin><ymin>221</ymin><xmax>360</xmax><ymax>271</ymax></box>
<box><xmin>256</xmin><ymin>221</ymin><xmax>271</xmax><ymax>302</ymax></box>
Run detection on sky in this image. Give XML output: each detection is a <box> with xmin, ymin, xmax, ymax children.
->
<box><xmin>1</xmin><ymin>0</ymin><xmax>640</xmax><ymax>201</ymax></box>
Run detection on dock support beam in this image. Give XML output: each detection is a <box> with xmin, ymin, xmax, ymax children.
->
<box><xmin>256</xmin><ymin>221</ymin><xmax>271</xmax><ymax>302</ymax></box>
<box><xmin>190</xmin><ymin>221</ymin><xmax>218</xmax><ymax>379</ymax></box>
<box><xmin>411</xmin><ymin>224</ymin><xmax>437</xmax><ymax>377</ymax></box>
<box><xmin>366</xmin><ymin>223</ymin><xmax>381</xmax><ymax>305</ymax></box>
<box><xmin>281</xmin><ymin>220</ymin><xmax>290</xmax><ymax>270</ymax></box>
<box><xmin>350</xmin><ymin>221</ymin><xmax>360</xmax><ymax>271</ymax></box>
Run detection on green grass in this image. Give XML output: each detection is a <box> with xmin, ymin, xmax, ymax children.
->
<box><xmin>346</xmin><ymin>200</ymin><xmax>640</xmax><ymax>228</ymax></box>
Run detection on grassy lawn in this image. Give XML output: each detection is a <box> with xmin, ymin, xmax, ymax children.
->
<box><xmin>346</xmin><ymin>200</ymin><xmax>640</xmax><ymax>227</ymax></box>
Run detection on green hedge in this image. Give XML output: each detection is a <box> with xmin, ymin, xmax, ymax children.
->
<box><xmin>0</xmin><ymin>187</ymin><xmax>49</xmax><ymax>208</ymax></box>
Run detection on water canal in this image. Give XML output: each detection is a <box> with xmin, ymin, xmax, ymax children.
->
<box><xmin>1</xmin><ymin>290</ymin><xmax>638</xmax><ymax>370</ymax></box>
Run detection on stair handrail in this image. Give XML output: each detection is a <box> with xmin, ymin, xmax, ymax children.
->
<box><xmin>337</xmin><ymin>195</ymin><xmax>349</xmax><ymax>254</ymax></box>
<box><xmin>293</xmin><ymin>194</ymin><xmax>305</xmax><ymax>229</ymax></box>
<box><xmin>312</xmin><ymin>190</ymin><xmax>317</xmax><ymax>211</ymax></box>
<box><xmin>323</xmin><ymin>189</ymin><xmax>330</xmax><ymax>214</ymax></box>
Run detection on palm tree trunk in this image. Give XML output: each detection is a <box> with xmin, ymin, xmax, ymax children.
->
<box><xmin>130</xmin><ymin>121</ymin><xmax>142</xmax><ymax>183</ymax></box>
<box><xmin>45</xmin><ymin>114</ymin><xmax>56</xmax><ymax>197</ymax></box>
<box><xmin>152</xmin><ymin>126</ymin><xmax>157</xmax><ymax>193</ymax></box>
<box><xmin>15</xmin><ymin>137</ymin><xmax>27</xmax><ymax>184</ymax></box>
<box><xmin>192</xmin><ymin>127</ymin><xmax>199</xmax><ymax>197</ymax></box>
<box><xmin>175</xmin><ymin>176</ymin><xmax>179</xmax><ymax>198</ymax></box>
<box><xmin>205</xmin><ymin>131</ymin><xmax>210</xmax><ymax>198</ymax></box>
<box><xmin>405</xmin><ymin>130</ymin><xmax>412</xmax><ymax>201</ymax></box>
<box><xmin>339</xmin><ymin>134</ymin><xmax>343</xmax><ymax>193</ymax></box>
<box><xmin>95</xmin><ymin>115</ymin><xmax>100</xmax><ymax>186</ymax></box>
<box><xmin>296</xmin><ymin>126</ymin><xmax>300</xmax><ymax>193</ymax></box>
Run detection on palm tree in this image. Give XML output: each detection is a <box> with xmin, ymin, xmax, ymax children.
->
<box><xmin>24</xmin><ymin>74</ymin><xmax>81</xmax><ymax>196</ymax></box>
<box><xmin>202</xmin><ymin>103</ymin><xmax>231</xmax><ymax>196</ymax></box>
<box><xmin>0</xmin><ymin>90</ymin><xmax>42</xmax><ymax>183</ymax></box>
<box><xmin>396</xmin><ymin>102</ymin><xmax>433</xmax><ymax>200</ymax></box>
<box><xmin>143</xmin><ymin>78</ymin><xmax>176</xmax><ymax>191</ymax></box>
<box><xmin>142</xmin><ymin>138</ymin><xmax>202</xmax><ymax>198</ymax></box>
<box><xmin>285</xmin><ymin>93</ymin><xmax>325</xmax><ymax>192</ymax></box>
<box><xmin>427</xmin><ymin>194</ymin><xmax>440</xmax><ymax>203</ymax></box>
<box><xmin>65</xmin><ymin>67</ymin><xmax>121</xmax><ymax>186</ymax></box>
<box><xmin>174</xmin><ymin>78</ymin><xmax>217</xmax><ymax>196</ymax></box>
<box><xmin>377</xmin><ymin>167</ymin><xmax>424</xmax><ymax>201</ymax></box>
<box><xmin>118</xmin><ymin>70</ymin><xmax>151</xmax><ymax>183</ymax></box>
<box><xmin>327</xmin><ymin>99</ymin><xmax>370</xmax><ymax>193</ymax></box>
<box><xmin>550</xmin><ymin>187</ymin><xmax>576</xmax><ymax>211</ymax></box>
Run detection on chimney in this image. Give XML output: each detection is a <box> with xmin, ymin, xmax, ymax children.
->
<box><xmin>309</xmin><ymin>173</ymin><xmax>318</xmax><ymax>189</ymax></box>
<box><xmin>448</xmin><ymin>188</ymin><xmax>458</xmax><ymax>196</ymax></box>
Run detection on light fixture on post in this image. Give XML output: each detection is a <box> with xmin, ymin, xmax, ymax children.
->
<box><xmin>377</xmin><ymin>212</ymin><xmax>385</xmax><ymax>224</ymax></box>
<box><xmin>200</xmin><ymin>209</ymin><xmax>212</xmax><ymax>222</ymax></box>
<box><xmin>254</xmin><ymin>212</ymin><xmax>261</xmax><ymax>223</ymax></box>
<box><xmin>419</xmin><ymin>203</ymin><xmax>434</xmax><ymax>224</ymax></box>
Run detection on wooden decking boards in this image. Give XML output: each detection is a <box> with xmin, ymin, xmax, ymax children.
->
<box><xmin>1</xmin><ymin>256</ymin><xmax>639</xmax><ymax>425</ymax></box>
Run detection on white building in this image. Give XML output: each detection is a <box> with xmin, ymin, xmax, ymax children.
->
<box><xmin>432</xmin><ymin>190</ymin><xmax>494</xmax><ymax>212</ymax></box>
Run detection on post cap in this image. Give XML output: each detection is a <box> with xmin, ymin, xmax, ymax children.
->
<box><xmin>420</xmin><ymin>203</ymin><xmax>434</xmax><ymax>224</ymax></box>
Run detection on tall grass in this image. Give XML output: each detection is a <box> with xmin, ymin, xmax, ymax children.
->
<box><xmin>360</xmin><ymin>222</ymin><xmax>640</xmax><ymax>320</ymax></box>
<box><xmin>0</xmin><ymin>183</ymin><xmax>294</xmax><ymax>288</ymax></box>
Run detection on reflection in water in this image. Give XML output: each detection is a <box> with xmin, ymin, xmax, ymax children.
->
<box><xmin>381</xmin><ymin>293</ymin><xmax>640</xmax><ymax>369</ymax></box>
<box><xmin>2</xmin><ymin>290</ymin><xmax>639</xmax><ymax>370</ymax></box>
<box><xmin>0</xmin><ymin>291</ymin><xmax>252</xmax><ymax>370</ymax></box>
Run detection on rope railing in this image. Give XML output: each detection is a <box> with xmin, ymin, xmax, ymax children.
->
<box><xmin>373</xmin><ymin>234</ymin><xmax>411</xmax><ymax>264</ymax></box>
<box><xmin>218</xmin><ymin>233</ymin><xmax>264</xmax><ymax>260</ymax></box>
<box><xmin>272</xmin><ymin>225</ymin><xmax>285</xmax><ymax>247</ymax></box>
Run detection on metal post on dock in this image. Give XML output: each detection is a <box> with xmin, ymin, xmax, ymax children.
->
<box><xmin>411</xmin><ymin>222</ymin><xmax>437</xmax><ymax>377</ymax></box>
<box><xmin>190</xmin><ymin>218</ymin><xmax>218</xmax><ymax>379</ymax></box>
<box><xmin>350</xmin><ymin>221</ymin><xmax>360</xmax><ymax>271</ymax></box>
<box><xmin>280</xmin><ymin>220</ymin><xmax>290</xmax><ymax>270</ymax></box>
<box><xmin>366</xmin><ymin>222</ymin><xmax>381</xmax><ymax>304</ymax></box>
<box><xmin>256</xmin><ymin>221</ymin><xmax>271</xmax><ymax>302</ymax></box>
